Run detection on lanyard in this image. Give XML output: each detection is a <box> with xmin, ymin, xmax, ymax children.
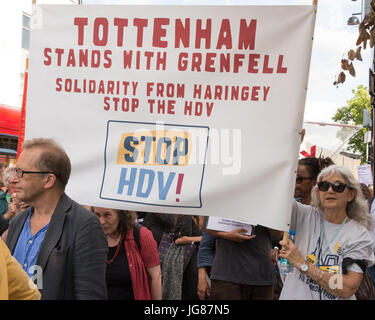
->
<box><xmin>317</xmin><ymin>214</ymin><xmax>347</xmax><ymax>266</ymax></box>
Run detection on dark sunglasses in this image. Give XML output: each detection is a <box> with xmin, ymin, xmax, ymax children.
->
<box><xmin>296</xmin><ymin>175</ymin><xmax>313</xmax><ymax>184</ymax></box>
<box><xmin>317</xmin><ymin>181</ymin><xmax>351</xmax><ymax>193</ymax></box>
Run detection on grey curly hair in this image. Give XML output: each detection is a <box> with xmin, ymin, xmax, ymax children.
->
<box><xmin>2</xmin><ymin>166</ymin><xmax>16</xmax><ymax>189</ymax></box>
<box><xmin>311</xmin><ymin>165</ymin><xmax>373</xmax><ymax>231</ymax></box>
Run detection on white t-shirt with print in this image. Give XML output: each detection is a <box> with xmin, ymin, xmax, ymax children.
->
<box><xmin>279</xmin><ymin>201</ymin><xmax>375</xmax><ymax>300</ymax></box>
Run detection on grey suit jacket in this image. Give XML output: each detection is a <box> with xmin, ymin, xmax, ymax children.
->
<box><xmin>6</xmin><ymin>193</ymin><xmax>108</xmax><ymax>300</ymax></box>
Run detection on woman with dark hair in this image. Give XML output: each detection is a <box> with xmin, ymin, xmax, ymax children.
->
<box><xmin>93</xmin><ymin>207</ymin><xmax>161</xmax><ymax>300</ymax></box>
<box><xmin>295</xmin><ymin>157</ymin><xmax>334</xmax><ymax>205</ymax></box>
<box><xmin>279</xmin><ymin>165</ymin><xmax>375</xmax><ymax>300</ymax></box>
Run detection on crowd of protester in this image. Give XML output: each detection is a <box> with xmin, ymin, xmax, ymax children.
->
<box><xmin>0</xmin><ymin>137</ymin><xmax>375</xmax><ymax>300</ymax></box>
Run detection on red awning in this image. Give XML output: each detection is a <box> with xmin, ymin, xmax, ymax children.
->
<box><xmin>0</xmin><ymin>104</ymin><xmax>21</xmax><ymax>136</ymax></box>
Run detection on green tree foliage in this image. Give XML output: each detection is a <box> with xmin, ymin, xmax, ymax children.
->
<box><xmin>332</xmin><ymin>85</ymin><xmax>370</xmax><ymax>163</ymax></box>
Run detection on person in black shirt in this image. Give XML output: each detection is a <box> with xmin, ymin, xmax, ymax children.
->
<box><xmin>93</xmin><ymin>207</ymin><xmax>161</xmax><ymax>300</ymax></box>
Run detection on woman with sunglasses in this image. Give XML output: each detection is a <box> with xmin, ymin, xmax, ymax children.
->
<box><xmin>279</xmin><ymin>165</ymin><xmax>374</xmax><ymax>300</ymax></box>
<box><xmin>294</xmin><ymin>157</ymin><xmax>320</xmax><ymax>205</ymax></box>
<box><xmin>273</xmin><ymin>157</ymin><xmax>333</xmax><ymax>299</ymax></box>
<box><xmin>294</xmin><ymin>157</ymin><xmax>334</xmax><ymax>205</ymax></box>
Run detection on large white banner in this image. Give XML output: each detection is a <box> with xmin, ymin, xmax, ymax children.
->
<box><xmin>26</xmin><ymin>5</ymin><xmax>316</xmax><ymax>231</ymax></box>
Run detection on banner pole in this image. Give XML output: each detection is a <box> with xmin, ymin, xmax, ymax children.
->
<box><xmin>282</xmin><ymin>231</ymin><xmax>289</xmax><ymax>243</ymax></box>
<box><xmin>16</xmin><ymin>57</ymin><xmax>28</xmax><ymax>160</ymax></box>
<box><xmin>281</xmin><ymin>0</ymin><xmax>317</xmax><ymax>245</ymax></box>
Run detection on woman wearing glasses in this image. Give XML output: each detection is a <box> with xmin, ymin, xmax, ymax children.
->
<box><xmin>294</xmin><ymin>157</ymin><xmax>334</xmax><ymax>205</ymax></box>
<box><xmin>279</xmin><ymin>165</ymin><xmax>374</xmax><ymax>300</ymax></box>
<box><xmin>273</xmin><ymin>156</ymin><xmax>334</xmax><ymax>300</ymax></box>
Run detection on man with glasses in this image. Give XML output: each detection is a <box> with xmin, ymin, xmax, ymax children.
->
<box><xmin>5</xmin><ymin>138</ymin><xmax>108</xmax><ymax>300</ymax></box>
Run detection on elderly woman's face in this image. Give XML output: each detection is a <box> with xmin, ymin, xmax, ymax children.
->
<box><xmin>318</xmin><ymin>173</ymin><xmax>356</xmax><ymax>211</ymax></box>
<box><xmin>93</xmin><ymin>207</ymin><xmax>120</xmax><ymax>236</ymax></box>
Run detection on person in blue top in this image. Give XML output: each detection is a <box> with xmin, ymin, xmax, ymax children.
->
<box><xmin>197</xmin><ymin>232</ymin><xmax>216</xmax><ymax>300</ymax></box>
<box><xmin>5</xmin><ymin>138</ymin><xmax>108</xmax><ymax>300</ymax></box>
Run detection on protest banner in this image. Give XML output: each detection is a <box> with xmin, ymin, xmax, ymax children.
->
<box><xmin>25</xmin><ymin>5</ymin><xmax>316</xmax><ymax>230</ymax></box>
<box><xmin>357</xmin><ymin>164</ymin><xmax>373</xmax><ymax>186</ymax></box>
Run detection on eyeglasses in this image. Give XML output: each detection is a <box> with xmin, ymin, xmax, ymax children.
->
<box><xmin>14</xmin><ymin>168</ymin><xmax>53</xmax><ymax>178</ymax></box>
<box><xmin>296</xmin><ymin>175</ymin><xmax>313</xmax><ymax>184</ymax></box>
<box><xmin>317</xmin><ymin>181</ymin><xmax>351</xmax><ymax>193</ymax></box>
